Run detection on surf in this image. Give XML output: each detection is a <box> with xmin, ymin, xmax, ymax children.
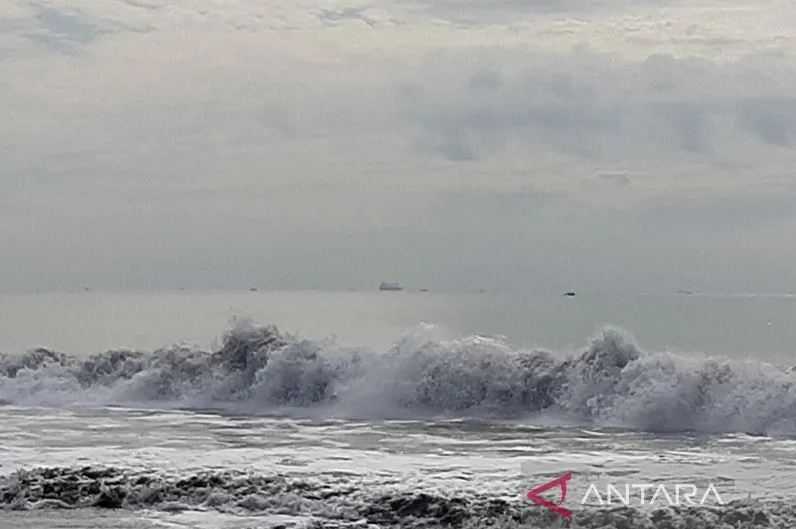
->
<box><xmin>2</xmin><ymin>320</ymin><xmax>796</xmax><ymax>435</ymax></box>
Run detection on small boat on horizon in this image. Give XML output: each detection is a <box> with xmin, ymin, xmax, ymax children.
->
<box><xmin>379</xmin><ymin>282</ymin><xmax>403</xmax><ymax>291</ymax></box>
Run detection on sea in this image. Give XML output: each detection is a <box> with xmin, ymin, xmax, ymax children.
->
<box><xmin>2</xmin><ymin>289</ymin><xmax>796</xmax><ymax>528</ymax></box>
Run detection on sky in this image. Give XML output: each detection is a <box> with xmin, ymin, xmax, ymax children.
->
<box><xmin>2</xmin><ymin>0</ymin><xmax>796</xmax><ymax>293</ymax></box>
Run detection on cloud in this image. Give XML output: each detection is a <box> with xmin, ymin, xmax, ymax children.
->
<box><xmin>399</xmin><ymin>51</ymin><xmax>796</xmax><ymax>164</ymax></box>
<box><xmin>21</xmin><ymin>4</ymin><xmax>118</xmax><ymax>53</ymax></box>
<box><xmin>401</xmin><ymin>0</ymin><xmax>676</xmax><ymax>25</ymax></box>
<box><xmin>319</xmin><ymin>7</ymin><xmax>379</xmax><ymax>27</ymax></box>
<box><xmin>596</xmin><ymin>171</ymin><xmax>632</xmax><ymax>187</ymax></box>
<box><xmin>2</xmin><ymin>0</ymin><xmax>796</xmax><ymax>292</ymax></box>
<box><xmin>736</xmin><ymin>97</ymin><xmax>796</xmax><ymax>146</ymax></box>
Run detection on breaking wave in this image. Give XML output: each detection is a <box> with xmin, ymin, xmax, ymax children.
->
<box><xmin>2</xmin><ymin>320</ymin><xmax>796</xmax><ymax>435</ymax></box>
<box><xmin>1</xmin><ymin>466</ymin><xmax>791</xmax><ymax>528</ymax></box>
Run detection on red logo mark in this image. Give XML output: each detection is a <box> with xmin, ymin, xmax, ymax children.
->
<box><xmin>527</xmin><ymin>471</ymin><xmax>573</xmax><ymax>519</ymax></box>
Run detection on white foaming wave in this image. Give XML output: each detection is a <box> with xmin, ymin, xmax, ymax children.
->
<box><xmin>2</xmin><ymin>321</ymin><xmax>796</xmax><ymax>434</ymax></box>
<box><xmin>7</xmin><ymin>466</ymin><xmax>793</xmax><ymax>527</ymax></box>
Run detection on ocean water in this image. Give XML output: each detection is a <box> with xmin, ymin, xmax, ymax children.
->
<box><xmin>2</xmin><ymin>289</ymin><xmax>796</xmax><ymax>528</ymax></box>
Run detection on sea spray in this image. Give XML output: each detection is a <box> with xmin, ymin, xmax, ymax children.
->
<box><xmin>3</xmin><ymin>321</ymin><xmax>796</xmax><ymax>435</ymax></box>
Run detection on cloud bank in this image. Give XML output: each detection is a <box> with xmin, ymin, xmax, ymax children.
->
<box><xmin>2</xmin><ymin>0</ymin><xmax>796</xmax><ymax>292</ymax></box>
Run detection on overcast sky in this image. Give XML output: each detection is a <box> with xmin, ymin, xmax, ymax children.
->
<box><xmin>2</xmin><ymin>0</ymin><xmax>796</xmax><ymax>293</ymax></box>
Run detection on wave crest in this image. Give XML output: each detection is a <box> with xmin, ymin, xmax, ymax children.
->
<box><xmin>2</xmin><ymin>321</ymin><xmax>796</xmax><ymax>434</ymax></box>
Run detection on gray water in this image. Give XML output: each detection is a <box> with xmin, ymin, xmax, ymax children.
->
<box><xmin>2</xmin><ymin>290</ymin><xmax>796</xmax><ymax>528</ymax></box>
<box><xmin>2</xmin><ymin>289</ymin><xmax>796</xmax><ymax>361</ymax></box>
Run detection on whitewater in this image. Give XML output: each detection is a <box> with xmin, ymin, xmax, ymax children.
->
<box><xmin>3</xmin><ymin>319</ymin><xmax>796</xmax><ymax>435</ymax></box>
<box><xmin>2</xmin><ymin>291</ymin><xmax>796</xmax><ymax>528</ymax></box>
